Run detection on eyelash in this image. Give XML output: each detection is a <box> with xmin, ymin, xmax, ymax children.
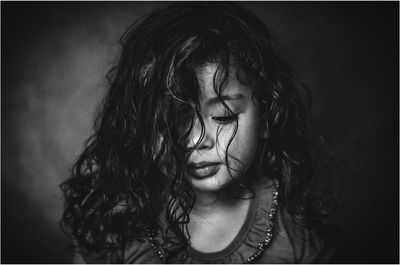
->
<box><xmin>212</xmin><ymin>113</ymin><xmax>239</xmax><ymax>124</ymax></box>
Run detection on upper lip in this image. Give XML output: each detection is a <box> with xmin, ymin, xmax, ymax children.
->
<box><xmin>187</xmin><ymin>161</ymin><xmax>220</xmax><ymax>169</ymax></box>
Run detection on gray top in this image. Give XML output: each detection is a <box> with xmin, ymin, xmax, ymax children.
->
<box><xmin>77</xmin><ymin>178</ymin><xmax>334</xmax><ymax>263</ymax></box>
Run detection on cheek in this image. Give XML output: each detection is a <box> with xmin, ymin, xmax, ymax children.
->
<box><xmin>235</xmin><ymin>122</ymin><xmax>259</xmax><ymax>165</ymax></box>
<box><xmin>216</xmin><ymin>117</ymin><xmax>259</xmax><ymax>171</ymax></box>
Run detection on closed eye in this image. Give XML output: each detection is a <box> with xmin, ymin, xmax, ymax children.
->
<box><xmin>212</xmin><ymin>113</ymin><xmax>238</xmax><ymax>124</ymax></box>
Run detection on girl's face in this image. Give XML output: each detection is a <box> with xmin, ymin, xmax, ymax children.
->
<box><xmin>186</xmin><ymin>64</ymin><xmax>260</xmax><ymax>193</ymax></box>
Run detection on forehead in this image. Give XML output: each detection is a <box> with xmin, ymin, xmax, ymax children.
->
<box><xmin>195</xmin><ymin>63</ymin><xmax>252</xmax><ymax>100</ymax></box>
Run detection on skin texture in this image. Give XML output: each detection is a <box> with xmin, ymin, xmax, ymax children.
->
<box><xmin>186</xmin><ymin>64</ymin><xmax>260</xmax><ymax>194</ymax></box>
<box><xmin>185</xmin><ymin>64</ymin><xmax>260</xmax><ymax>252</ymax></box>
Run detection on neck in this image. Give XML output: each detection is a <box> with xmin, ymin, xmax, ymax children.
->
<box><xmin>191</xmin><ymin>185</ymin><xmax>250</xmax><ymax>218</ymax></box>
<box><xmin>186</xmin><ymin>185</ymin><xmax>253</xmax><ymax>253</ymax></box>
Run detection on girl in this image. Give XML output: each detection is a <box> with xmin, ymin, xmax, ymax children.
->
<box><xmin>61</xmin><ymin>2</ymin><xmax>337</xmax><ymax>263</ymax></box>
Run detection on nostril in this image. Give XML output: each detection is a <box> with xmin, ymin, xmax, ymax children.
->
<box><xmin>195</xmin><ymin>132</ymin><xmax>214</xmax><ymax>151</ymax></box>
<box><xmin>185</xmin><ymin>118</ymin><xmax>215</xmax><ymax>151</ymax></box>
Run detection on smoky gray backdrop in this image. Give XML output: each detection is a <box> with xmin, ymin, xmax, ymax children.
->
<box><xmin>2</xmin><ymin>2</ymin><xmax>398</xmax><ymax>263</ymax></box>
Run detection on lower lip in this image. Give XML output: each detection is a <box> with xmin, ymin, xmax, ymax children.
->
<box><xmin>188</xmin><ymin>164</ymin><xmax>220</xmax><ymax>179</ymax></box>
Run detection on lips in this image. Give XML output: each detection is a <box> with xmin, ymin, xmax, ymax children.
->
<box><xmin>187</xmin><ymin>162</ymin><xmax>221</xmax><ymax>179</ymax></box>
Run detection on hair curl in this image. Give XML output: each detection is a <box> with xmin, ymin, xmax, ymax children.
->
<box><xmin>61</xmin><ymin>2</ymin><xmax>337</xmax><ymax>262</ymax></box>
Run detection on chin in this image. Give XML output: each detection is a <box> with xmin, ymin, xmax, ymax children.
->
<box><xmin>189</xmin><ymin>172</ymin><xmax>235</xmax><ymax>193</ymax></box>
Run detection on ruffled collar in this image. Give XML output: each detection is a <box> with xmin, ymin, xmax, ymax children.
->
<box><xmin>148</xmin><ymin>177</ymin><xmax>279</xmax><ymax>264</ymax></box>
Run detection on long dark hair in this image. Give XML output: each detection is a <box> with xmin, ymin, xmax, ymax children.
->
<box><xmin>61</xmin><ymin>2</ymin><xmax>337</xmax><ymax>262</ymax></box>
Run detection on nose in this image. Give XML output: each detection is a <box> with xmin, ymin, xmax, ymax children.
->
<box><xmin>187</xmin><ymin>118</ymin><xmax>214</xmax><ymax>151</ymax></box>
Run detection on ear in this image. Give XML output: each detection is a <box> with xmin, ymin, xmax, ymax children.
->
<box><xmin>259</xmin><ymin>120</ymin><xmax>269</xmax><ymax>139</ymax></box>
<box><xmin>260</xmin><ymin>128</ymin><xmax>268</xmax><ymax>139</ymax></box>
<box><xmin>258</xmin><ymin>100</ymin><xmax>269</xmax><ymax>139</ymax></box>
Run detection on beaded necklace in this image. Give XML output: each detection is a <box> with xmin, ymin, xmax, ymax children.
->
<box><xmin>246</xmin><ymin>178</ymin><xmax>279</xmax><ymax>263</ymax></box>
<box><xmin>146</xmin><ymin>178</ymin><xmax>280</xmax><ymax>264</ymax></box>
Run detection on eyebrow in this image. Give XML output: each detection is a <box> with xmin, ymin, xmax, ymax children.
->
<box><xmin>206</xmin><ymin>94</ymin><xmax>245</xmax><ymax>106</ymax></box>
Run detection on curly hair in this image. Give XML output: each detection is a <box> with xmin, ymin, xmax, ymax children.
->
<box><xmin>61</xmin><ymin>2</ymin><xmax>337</xmax><ymax>262</ymax></box>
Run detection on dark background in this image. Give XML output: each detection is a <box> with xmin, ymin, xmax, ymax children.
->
<box><xmin>2</xmin><ymin>2</ymin><xmax>398</xmax><ymax>263</ymax></box>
